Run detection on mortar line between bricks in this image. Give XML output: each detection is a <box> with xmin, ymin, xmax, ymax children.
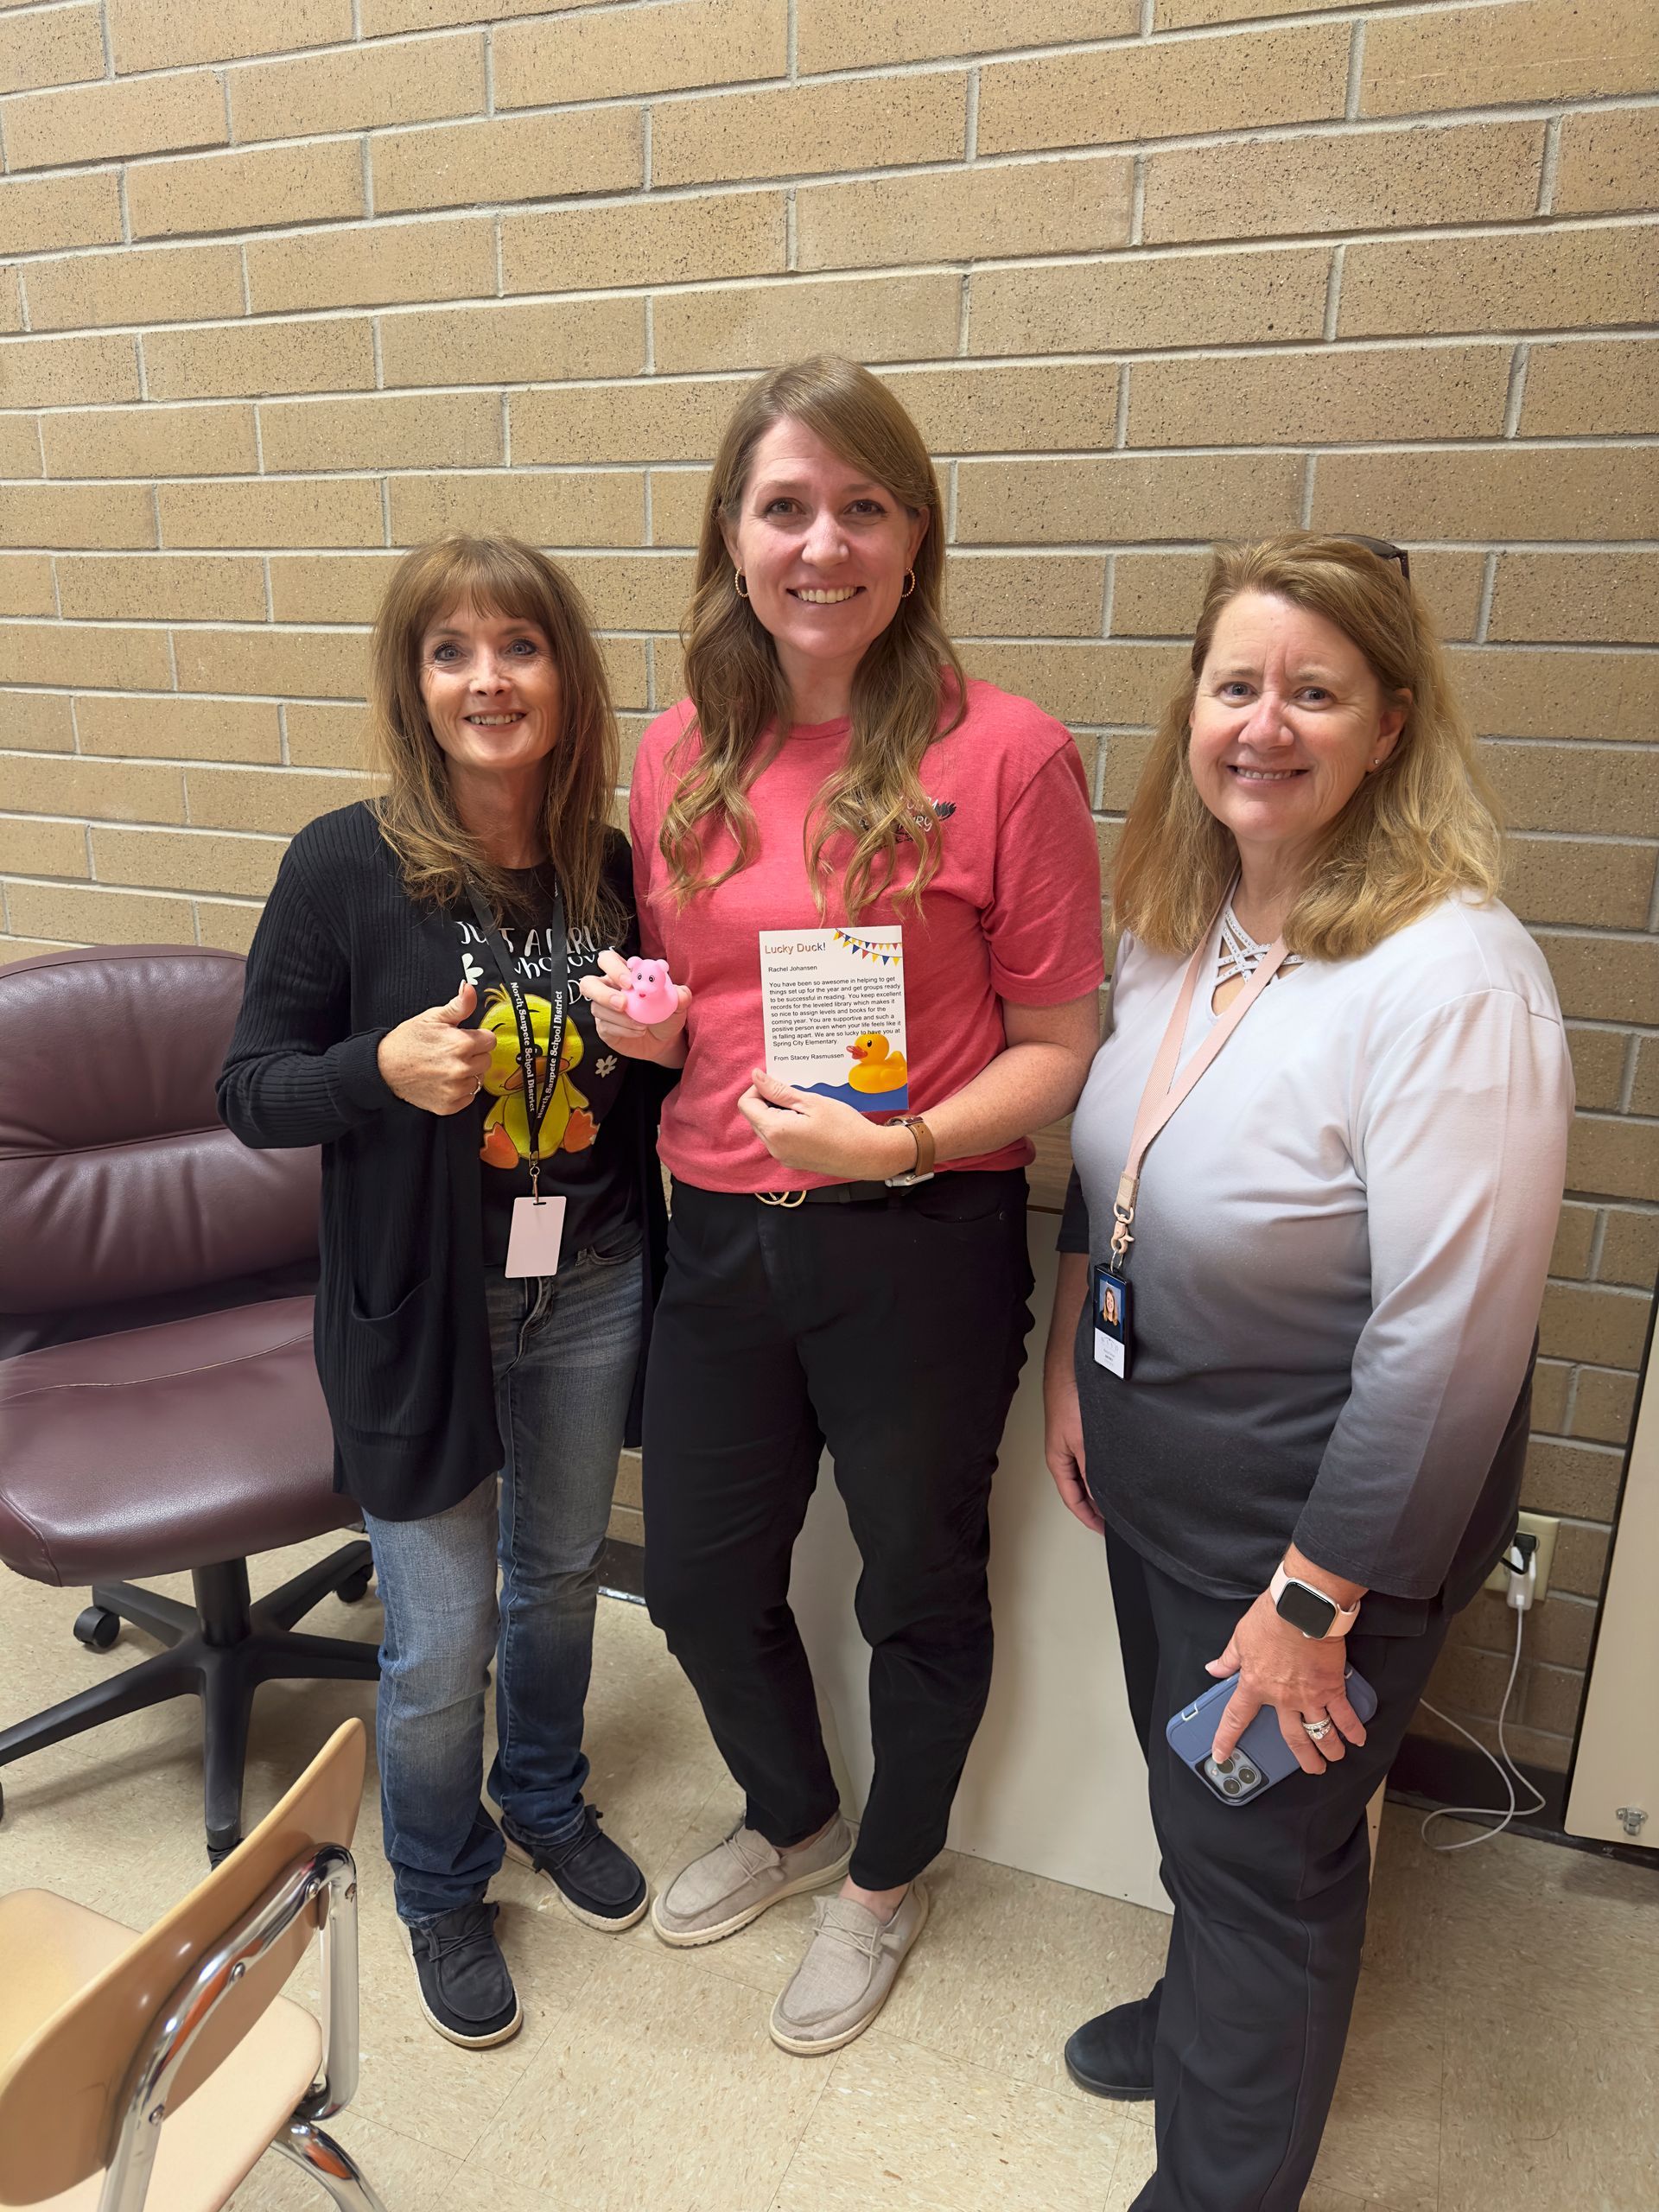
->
<box><xmin>1502</xmin><ymin>342</ymin><xmax>1530</xmax><ymax>436</ymax></box>
<box><xmin>10</xmin><ymin>181</ymin><xmax>1658</xmax><ymax>270</ymax></box>
<box><xmin>22</xmin><ymin>93</ymin><xmax>1659</xmax><ymax>200</ymax></box>
<box><xmin>12</xmin><ymin>283</ymin><xmax>1659</xmax><ymax>354</ymax></box>
<box><xmin>24</xmin><ymin>536</ymin><xmax>1659</xmax><ymax>559</ymax></box>
<box><xmin>11</xmin><ymin>95</ymin><xmax>1659</xmax><ymax>211</ymax></box>
<box><xmin>1586</xmin><ymin>1212</ymin><xmax>1611</xmax><ymax>1279</ymax></box>
<box><xmin>9</xmin><ymin>611</ymin><xmax>1659</xmax><ymax>644</ymax></box>
<box><xmin>1536</xmin><ymin>112</ymin><xmax>1564</xmax><ymax>216</ymax></box>
<box><xmin>1343</xmin><ymin>18</ymin><xmax>1364</xmax><ymax>121</ymax></box>
<box><xmin>26</xmin><ymin>0</ymin><xmax>1608</xmax><ymax>106</ymax></box>
<box><xmin>1322</xmin><ymin>245</ymin><xmax>1344</xmax><ymax>342</ymax></box>
<box><xmin>1473</xmin><ymin>552</ymin><xmax>1498</xmax><ymax>642</ymax></box>
<box><xmin>15</xmin><ymin>335</ymin><xmax>1659</xmax><ymax>400</ymax></box>
<box><xmin>1617</xmin><ymin>1038</ymin><xmax>1643</xmax><ymax>1115</ymax></box>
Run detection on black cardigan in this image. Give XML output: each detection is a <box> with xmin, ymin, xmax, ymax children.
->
<box><xmin>217</xmin><ymin>802</ymin><xmax>671</xmax><ymax>1522</ymax></box>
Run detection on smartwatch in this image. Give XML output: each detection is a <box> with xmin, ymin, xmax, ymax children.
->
<box><xmin>1269</xmin><ymin>1564</ymin><xmax>1362</xmax><ymax>1641</ymax></box>
<box><xmin>884</xmin><ymin>1114</ymin><xmax>936</xmax><ymax>1188</ymax></box>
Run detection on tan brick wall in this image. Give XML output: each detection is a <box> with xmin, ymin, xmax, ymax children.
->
<box><xmin>3</xmin><ymin>0</ymin><xmax>1654</xmax><ymax>1770</ymax></box>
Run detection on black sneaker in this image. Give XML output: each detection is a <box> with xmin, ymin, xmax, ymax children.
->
<box><xmin>504</xmin><ymin>1805</ymin><xmax>649</xmax><ymax>1930</ymax></box>
<box><xmin>401</xmin><ymin>1900</ymin><xmax>522</xmax><ymax>2049</ymax></box>
<box><xmin>1064</xmin><ymin>1982</ymin><xmax>1160</xmax><ymax>2101</ymax></box>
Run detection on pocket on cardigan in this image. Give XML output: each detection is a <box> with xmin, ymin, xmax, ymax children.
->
<box><xmin>332</xmin><ymin>1273</ymin><xmax>445</xmax><ymax>1439</ymax></box>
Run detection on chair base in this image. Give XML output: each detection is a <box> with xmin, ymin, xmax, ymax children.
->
<box><xmin>274</xmin><ymin>2117</ymin><xmax>390</xmax><ymax>2212</ymax></box>
<box><xmin>0</xmin><ymin>1546</ymin><xmax>380</xmax><ymax>1861</ymax></box>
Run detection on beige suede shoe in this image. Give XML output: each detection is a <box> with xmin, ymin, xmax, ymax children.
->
<box><xmin>651</xmin><ymin>1815</ymin><xmax>855</xmax><ymax>1948</ymax></box>
<box><xmin>769</xmin><ymin>1880</ymin><xmax>930</xmax><ymax>2056</ymax></box>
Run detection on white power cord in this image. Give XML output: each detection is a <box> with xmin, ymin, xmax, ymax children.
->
<box><xmin>1417</xmin><ymin>1541</ymin><xmax>1546</xmax><ymax>1853</ymax></box>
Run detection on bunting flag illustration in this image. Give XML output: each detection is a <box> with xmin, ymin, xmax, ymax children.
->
<box><xmin>832</xmin><ymin>929</ymin><xmax>903</xmax><ymax>967</ymax></box>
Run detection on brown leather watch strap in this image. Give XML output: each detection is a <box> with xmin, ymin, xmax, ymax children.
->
<box><xmin>899</xmin><ymin>1114</ymin><xmax>935</xmax><ymax>1179</ymax></box>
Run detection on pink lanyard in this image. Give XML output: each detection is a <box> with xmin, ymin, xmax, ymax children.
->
<box><xmin>1108</xmin><ymin>901</ymin><xmax>1291</xmax><ymax>1271</ymax></box>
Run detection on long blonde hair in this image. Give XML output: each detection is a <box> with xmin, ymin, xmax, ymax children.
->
<box><xmin>661</xmin><ymin>356</ymin><xmax>966</xmax><ymax>918</ymax></box>
<box><xmin>369</xmin><ymin>535</ymin><xmax>621</xmax><ymax>931</ymax></box>
<box><xmin>1114</xmin><ymin>534</ymin><xmax>1503</xmax><ymax>961</ymax></box>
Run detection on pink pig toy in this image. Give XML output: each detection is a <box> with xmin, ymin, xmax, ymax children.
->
<box><xmin>623</xmin><ymin>957</ymin><xmax>679</xmax><ymax>1026</ymax></box>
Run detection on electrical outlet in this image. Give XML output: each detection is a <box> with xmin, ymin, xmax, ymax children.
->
<box><xmin>1484</xmin><ymin>1510</ymin><xmax>1558</xmax><ymax>1602</ymax></box>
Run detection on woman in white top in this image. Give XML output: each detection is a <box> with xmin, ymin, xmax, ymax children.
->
<box><xmin>1044</xmin><ymin>534</ymin><xmax>1573</xmax><ymax>2211</ymax></box>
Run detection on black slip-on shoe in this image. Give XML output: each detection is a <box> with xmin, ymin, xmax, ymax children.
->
<box><xmin>504</xmin><ymin>1804</ymin><xmax>649</xmax><ymax>1931</ymax></box>
<box><xmin>400</xmin><ymin>1900</ymin><xmax>522</xmax><ymax>2049</ymax></box>
<box><xmin>1064</xmin><ymin>1983</ymin><xmax>1160</xmax><ymax>2101</ymax></box>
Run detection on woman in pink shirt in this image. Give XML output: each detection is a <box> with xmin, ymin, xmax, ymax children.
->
<box><xmin>582</xmin><ymin>356</ymin><xmax>1103</xmax><ymax>2055</ymax></box>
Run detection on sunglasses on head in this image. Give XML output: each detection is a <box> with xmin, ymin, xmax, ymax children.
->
<box><xmin>1332</xmin><ymin>533</ymin><xmax>1410</xmax><ymax>582</ymax></box>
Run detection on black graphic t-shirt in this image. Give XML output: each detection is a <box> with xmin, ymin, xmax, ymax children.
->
<box><xmin>455</xmin><ymin>853</ymin><xmax>641</xmax><ymax>1271</ymax></box>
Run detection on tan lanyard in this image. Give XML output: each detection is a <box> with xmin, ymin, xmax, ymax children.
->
<box><xmin>1108</xmin><ymin>900</ymin><xmax>1290</xmax><ymax>1270</ymax></box>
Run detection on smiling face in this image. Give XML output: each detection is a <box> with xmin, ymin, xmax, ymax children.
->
<box><xmin>721</xmin><ymin>416</ymin><xmax>928</xmax><ymax>717</ymax></box>
<box><xmin>1187</xmin><ymin>590</ymin><xmax>1408</xmax><ymax>875</ymax></box>
<box><xmin>418</xmin><ymin>599</ymin><xmax>562</xmax><ymax>782</ymax></box>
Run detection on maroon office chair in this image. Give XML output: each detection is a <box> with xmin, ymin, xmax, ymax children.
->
<box><xmin>0</xmin><ymin>945</ymin><xmax>379</xmax><ymax>1861</ymax></box>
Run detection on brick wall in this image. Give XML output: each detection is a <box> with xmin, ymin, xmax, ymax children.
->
<box><xmin>2</xmin><ymin>0</ymin><xmax>1654</xmax><ymax>1770</ymax></box>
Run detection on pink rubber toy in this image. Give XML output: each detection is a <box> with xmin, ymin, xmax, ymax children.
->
<box><xmin>623</xmin><ymin>957</ymin><xmax>678</xmax><ymax>1025</ymax></box>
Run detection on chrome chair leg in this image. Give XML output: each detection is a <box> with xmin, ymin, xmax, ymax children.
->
<box><xmin>272</xmin><ymin>2120</ymin><xmax>390</xmax><ymax>2212</ymax></box>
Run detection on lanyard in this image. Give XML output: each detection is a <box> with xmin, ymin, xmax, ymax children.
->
<box><xmin>1109</xmin><ymin>893</ymin><xmax>1290</xmax><ymax>1271</ymax></box>
<box><xmin>467</xmin><ymin>878</ymin><xmax>568</xmax><ymax>1202</ymax></box>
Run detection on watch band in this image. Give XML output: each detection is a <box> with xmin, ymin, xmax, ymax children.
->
<box><xmin>884</xmin><ymin>1113</ymin><xmax>936</xmax><ymax>1186</ymax></box>
<box><xmin>1269</xmin><ymin>1564</ymin><xmax>1362</xmax><ymax>1639</ymax></box>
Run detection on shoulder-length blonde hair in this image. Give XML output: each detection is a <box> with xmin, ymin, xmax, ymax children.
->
<box><xmin>661</xmin><ymin>356</ymin><xmax>967</xmax><ymax>918</ymax></box>
<box><xmin>1114</xmin><ymin>533</ymin><xmax>1503</xmax><ymax>962</ymax></box>
<box><xmin>369</xmin><ymin>535</ymin><xmax>621</xmax><ymax>931</ymax></box>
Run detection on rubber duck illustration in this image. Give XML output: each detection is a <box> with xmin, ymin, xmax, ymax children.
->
<box><xmin>846</xmin><ymin>1033</ymin><xmax>908</xmax><ymax>1093</ymax></box>
<box><xmin>477</xmin><ymin>988</ymin><xmax>595</xmax><ymax>1166</ymax></box>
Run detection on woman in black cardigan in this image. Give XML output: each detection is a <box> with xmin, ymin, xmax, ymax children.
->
<box><xmin>219</xmin><ymin>537</ymin><xmax>677</xmax><ymax>2052</ymax></box>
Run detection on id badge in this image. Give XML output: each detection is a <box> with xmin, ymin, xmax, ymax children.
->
<box><xmin>1091</xmin><ymin>1262</ymin><xmax>1134</xmax><ymax>1379</ymax></box>
<box><xmin>505</xmin><ymin>1194</ymin><xmax>566</xmax><ymax>1278</ymax></box>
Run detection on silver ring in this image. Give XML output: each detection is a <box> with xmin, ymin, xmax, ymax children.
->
<box><xmin>471</xmin><ymin>1080</ymin><xmax>482</xmax><ymax>1098</ymax></box>
<box><xmin>1301</xmin><ymin>1716</ymin><xmax>1333</xmax><ymax>1742</ymax></box>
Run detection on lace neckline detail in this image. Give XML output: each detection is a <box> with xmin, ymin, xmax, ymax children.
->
<box><xmin>1215</xmin><ymin>900</ymin><xmax>1304</xmax><ymax>991</ymax></box>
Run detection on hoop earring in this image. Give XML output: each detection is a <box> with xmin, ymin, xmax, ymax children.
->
<box><xmin>899</xmin><ymin>569</ymin><xmax>916</xmax><ymax>598</ymax></box>
<box><xmin>734</xmin><ymin>572</ymin><xmax>749</xmax><ymax>599</ymax></box>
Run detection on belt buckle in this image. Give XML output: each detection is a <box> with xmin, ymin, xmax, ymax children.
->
<box><xmin>756</xmin><ymin>1190</ymin><xmax>807</xmax><ymax>1208</ymax></box>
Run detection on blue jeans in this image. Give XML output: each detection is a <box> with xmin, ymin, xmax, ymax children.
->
<box><xmin>362</xmin><ymin>1246</ymin><xmax>642</xmax><ymax>1924</ymax></box>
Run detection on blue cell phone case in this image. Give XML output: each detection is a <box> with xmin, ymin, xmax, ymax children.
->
<box><xmin>1165</xmin><ymin>1666</ymin><xmax>1379</xmax><ymax>1805</ymax></box>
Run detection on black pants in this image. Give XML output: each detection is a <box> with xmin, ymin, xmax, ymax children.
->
<box><xmin>1106</xmin><ymin>1529</ymin><xmax>1450</xmax><ymax>2212</ymax></box>
<box><xmin>642</xmin><ymin>1172</ymin><xmax>1034</xmax><ymax>1891</ymax></box>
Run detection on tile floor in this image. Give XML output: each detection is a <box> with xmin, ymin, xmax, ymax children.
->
<box><xmin>1</xmin><ymin>1535</ymin><xmax>1655</xmax><ymax>2212</ymax></box>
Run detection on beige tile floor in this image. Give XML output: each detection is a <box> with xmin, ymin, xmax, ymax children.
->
<box><xmin>2</xmin><ymin>1534</ymin><xmax>1656</xmax><ymax>2212</ymax></box>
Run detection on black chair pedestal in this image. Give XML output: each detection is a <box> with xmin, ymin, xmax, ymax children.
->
<box><xmin>0</xmin><ymin>1543</ymin><xmax>379</xmax><ymax>1861</ymax></box>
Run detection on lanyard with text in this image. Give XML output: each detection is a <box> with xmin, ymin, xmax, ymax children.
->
<box><xmin>467</xmin><ymin>880</ymin><xmax>569</xmax><ymax>1274</ymax></box>
<box><xmin>1092</xmin><ymin>895</ymin><xmax>1289</xmax><ymax>1380</ymax></box>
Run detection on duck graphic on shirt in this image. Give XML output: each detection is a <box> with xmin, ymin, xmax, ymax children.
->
<box><xmin>476</xmin><ymin>986</ymin><xmax>596</xmax><ymax>1167</ymax></box>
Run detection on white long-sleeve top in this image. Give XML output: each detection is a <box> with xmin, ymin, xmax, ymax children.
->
<box><xmin>1064</xmin><ymin>893</ymin><xmax>1574</xmax><ymax>1611</ymax></box>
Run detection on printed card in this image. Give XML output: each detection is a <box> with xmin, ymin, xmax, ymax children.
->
<box><xmin>758</xmin><ymin>926</ymin><xmax>909</xmax><ymax>1114</ymax></box>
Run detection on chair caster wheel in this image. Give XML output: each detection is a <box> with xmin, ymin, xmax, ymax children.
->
<box><xmin>207</xmin><ymin>1837</ymin><xmax>238</xmax><ymax>1867</ymax></box>
<box><xmin>338</xmin><ymin>1566</ymin><xmax>374</xmax><ymax>1604</ymax></box>
<box><xmin>73</xmin><ymin>1606</ymin><xmax>121</xmax><ymax>1652</ymax></box>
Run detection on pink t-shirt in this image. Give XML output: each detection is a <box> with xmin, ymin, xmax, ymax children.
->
<box><xmin>631</xmin><ymin>678</ymin><xmax>1105</xmax><ymax>1193</ymax></box>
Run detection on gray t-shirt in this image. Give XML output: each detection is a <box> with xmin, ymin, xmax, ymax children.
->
<box><xmin>1064</xmin><ymin>893</ymin><xmax>1573</xmax><ymax>1614</ymax></box>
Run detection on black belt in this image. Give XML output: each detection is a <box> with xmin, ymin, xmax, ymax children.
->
<box><xmin>756</xmin><ymin>1180</ymin><xmax>904</xmax><ymax>1207</ymax></box>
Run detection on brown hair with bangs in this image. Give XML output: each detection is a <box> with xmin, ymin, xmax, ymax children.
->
<box><xmin>661</xmin><ymin>355</ymin><xmax>967</xmax><ymax>918</ymax></box>
<box><xmin>369</xmin><ymin>535</ymin><xmax>621</xmax><ymax>932</ymax></box>
<box><xmin>1113</xmin><ymin>532</ymin><xmax>1503</xmax><ymax>963</ymax></box>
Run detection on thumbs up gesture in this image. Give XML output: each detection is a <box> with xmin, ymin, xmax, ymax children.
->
<box><xmin>377</xmin><ymin>979</ymin><xmax>498</xmax><ymax>1115</ymax></box>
